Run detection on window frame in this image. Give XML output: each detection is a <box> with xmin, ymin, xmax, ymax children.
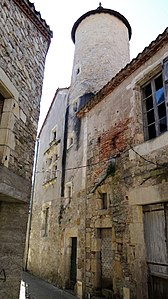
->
<box><xmin>101</xmin><ymin>192</ymin><xmax>108</xmax><ymax>209</ymax></box>
<box><xmin>41</xmin><ymin>205</ymin><xmax>50</xmax><ymax>237</ymax></box>
<box><xmin>0</xmin><ymin>93</ymin><xmax>5</xmax><ymax>124</ymax></box>
<box><xmin>43</xmin><ymin>146</ymin><xmax>59</xmax><ymax>185</ymax></box>
<box><xmin>44</xmin><ymin>207</ymin><xmax>49</xmax><ymax>237</ymax></box>
<box><xmin>67</xmin><ymin>132</ymin><xmax>74</xmax><ymax>149</ymax></box>
<box><xmin>142</xmin><ymin>71</ymin><xmax>167</xmax><ymax>141</ymax></box>
<box><xmin>65</xmin><ymin>181</ymin><xmax>72</xmax><ymax>199</ymax></box>
<box><xmin>0</xmin><ymin>67</ymin><xmax>20</xmax><ymax>167</ymax></box>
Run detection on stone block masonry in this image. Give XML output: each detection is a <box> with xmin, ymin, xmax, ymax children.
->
<box><xmin>0</xmin><ymin>0</ymin><xmax>51</xmax><ymax>181</ymax></box>
<box><xmin>0</xmin><ymin>0</ymin><xmax>52</xmax><ymax>298</ymax></box>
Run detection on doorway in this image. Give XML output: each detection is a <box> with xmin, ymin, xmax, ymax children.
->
<box><xmin>143</xmin><ymin>203</ymin><xmax>168</xmax><ymax>298</ymax></box>
<box><xmin>100</xmin><ymin>228</ymin><xmax>113</xmax><ymax>289</ymax></box>
<box><xmin>70</xmin><ymin>237</ymin><xmax>77</xmax><ymax>290</ymax></box>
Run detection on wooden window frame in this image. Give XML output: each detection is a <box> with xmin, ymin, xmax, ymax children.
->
<box><xmin>142</xmin><ymin>72</ymin><xmax>167</xmax><ymax>141</ymax></box>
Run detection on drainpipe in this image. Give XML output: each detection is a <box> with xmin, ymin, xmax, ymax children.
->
<box><xmin>24</xmin><ymin>137</ymin><xmax>39</xmax><ymax>270</ymax></box>
<box><xmin>61</xmin><ymin>100</ymin><xmax>69</xmax><ymax>197</ymax></box>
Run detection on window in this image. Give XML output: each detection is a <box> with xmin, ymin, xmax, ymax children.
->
<box><xmin>101</xmin><ymin>193</ymin><xmax>108</xmax><ymax>209</ymax></box>
<box><xmin>67</xmin><ymin>132</ymin><xmax>74</xmax><ymax>149</ymax></box>
<box><xmin>53</xmin><ymin>130</ymin><xmax>57</xmax><ymax>140</ymax></box>
<box><xmin>73</xmin><ymin>101</ymin><xmax>78</xmax><ymax>112</ymax></box>
<box><xmin>43</xmin><ymin>152</ymin><xmax>58</xmax><ymax>184</ymax></box>
<box><xmin>76</xmin><ymin>68</ymin><xmax>80</xmax><ymax>75</ymax></box>
<box><xmin>0</xmin><ymin>67</ymin><xmax>19</xmax><ymax>167</ymax></box>
<box><xmin>65</xmin><ymin>182</ymin><xmax>72</xmax><ymax>199</ymax></box>
<box><xmin>0</xmin><ymin>93</ymin><xmax>4</xmax><ymax>124</ymax></box>
<box><xmin>43</xmin><ymin>207</ymin><xmax>49</xmax><ymax>237</ymax></box>
<box><xmin>50</xmin><ymin>126</ymin><xmax>57</xmax><ymax>144</ymax></box>
<box><xmin>142</xmin><ymin>72</ymin><xmax>167</xmax><ymax>140</ymax></box>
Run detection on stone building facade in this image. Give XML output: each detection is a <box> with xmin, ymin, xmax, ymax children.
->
<box><xmin>27</xmin><ymin>4</ymin><xmax>168</xmax><ymax>299</ymax></box>
<box><xmin>0</xmin><ymin>0</ymin><xmax>52</xmax><ymax>298</ymax></box>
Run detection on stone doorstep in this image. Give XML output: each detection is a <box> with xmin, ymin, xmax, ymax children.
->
<box><xmin>93</xmin><ymin>288</ymin><xmax>113</xmax><ymax>299</ymax></box>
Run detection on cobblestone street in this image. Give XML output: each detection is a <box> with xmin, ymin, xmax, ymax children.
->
<box><xmin>20</xmin><ymin>271</ymin><xmax>77</xmax><ymax>299</ymax></box>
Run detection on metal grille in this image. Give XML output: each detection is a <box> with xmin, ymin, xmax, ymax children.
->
<box><xmin>101</xmin><ymin>228</ymin><xmax>113</xmax><ymax>289</ymax></box>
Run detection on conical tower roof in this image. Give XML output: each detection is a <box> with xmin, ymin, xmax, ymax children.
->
<box><xmin>71</xmin><ymin>3</ymin><xmax>132</xmax><ymax>43</ymax></box>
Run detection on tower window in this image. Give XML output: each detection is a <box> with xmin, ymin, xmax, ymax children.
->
<box><xmin>73</xmin><ymin>101</ymin><xmax>78</xmax><ymax>112</ymax></box>
<box><xmin>53</xmin><ymin>130</ymin><xmax>57</xmax><ymax>140</ymax></box>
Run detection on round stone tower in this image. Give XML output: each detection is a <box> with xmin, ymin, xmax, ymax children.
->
<box><xmin>70</xmin><ymin>4</ymin><xmax>131</xmax><ymax>101</ymax></box>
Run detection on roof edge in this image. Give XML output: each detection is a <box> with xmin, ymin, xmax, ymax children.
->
<box><xmin>38</xmin><ymin>87</ymin><xmax>69</xmax><ymax>138</ymax></box>
<box><xmin>71</xmin><ymin>6</ymin><xmax>132</xmax><ymax>43</ymax></box>
<box><xmin>13</xmin><ymin>0</ymin><xmax>53</xmax><ymax>44</ymax></box>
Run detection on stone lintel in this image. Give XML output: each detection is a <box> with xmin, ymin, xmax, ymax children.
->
<box><xmin>0</xmin><ymin>165</ymin><xmax>31</xmax><ymax>203</ymax></box>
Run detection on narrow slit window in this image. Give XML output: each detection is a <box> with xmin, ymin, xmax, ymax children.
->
<box><xmin>0</xmin><ymin>93</ymin><xmax>5</xmax><ymax>124</ymax></box>
<box><xmin>44</xmin><ymin>207</ymin><xmax>49</xmax><ymax>237</ymax></box>
<box><xmin>101</xmin><ymin>193</ymin><xmax>108</xmax><ymax>209</ymax></box>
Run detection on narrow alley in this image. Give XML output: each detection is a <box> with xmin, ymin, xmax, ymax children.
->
<box><xmin>20</xmin><ymin>271</ymin><xmax>77</xmax><ymax>299</ymax></box>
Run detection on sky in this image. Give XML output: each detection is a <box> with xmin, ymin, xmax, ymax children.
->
<box><xmin>33</xmin><ymin>0</ymin><xmax>168</xmax><ymax>131</ymax></box>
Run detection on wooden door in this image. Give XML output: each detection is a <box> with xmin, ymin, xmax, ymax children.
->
<box><xmin>143</xmin><ymin>203</ymin><xmax>168</xmax><ymax>298</ymax></box>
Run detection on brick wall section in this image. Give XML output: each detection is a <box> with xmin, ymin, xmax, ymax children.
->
<box><xmin>84</xmin><ymin>45</ymin><xmax>168</xmax><ymax>298</ymax></box>
<box><xmin>87</xmin><ymin>119</ymin><xmax>131</xmax><ymax>188</ymax></box>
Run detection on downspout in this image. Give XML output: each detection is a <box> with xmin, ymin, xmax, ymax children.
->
<box><xmin>61</xmin><ymin>103</ymin><xmax>69</xmax><ymax>197</ymax></box>
<box><xmin>24</xmin><ymin>137</ymin><xmax>39</xmax><ymax>270</ymax></box>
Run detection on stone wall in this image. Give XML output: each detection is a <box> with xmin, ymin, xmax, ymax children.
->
<box><xmin>26</xmin><ymin>7</ymin><xmax>168</xmax><ymax>299</ymax></box>
<box><xmin>0</xmin><ymin>202</ymin><xmax>28</xmax><ymax>299</ymax></box>
<box><xmin>0</xmin><ymin>0</ymin><xmax>49</xmax><ymax>181</ymax></box>
<box><xmin>27</xmin><ymin>89</ymin><xmax>69</xmax><ymax>286</ymax></box>
<box><xmin>0</xmin><ymin>0</ymin><xmax>51</xmax><ymax>298</ymax></box>
<box><xmin>83</xmin><ymin>44</ymin><xmax>168</xmax><ymax>299</ymax></box>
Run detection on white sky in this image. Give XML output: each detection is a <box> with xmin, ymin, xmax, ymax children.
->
<box><xmin>33</xmin><ymin>0</ymin><xmax>168</xmax><ymax>131</ymax></box>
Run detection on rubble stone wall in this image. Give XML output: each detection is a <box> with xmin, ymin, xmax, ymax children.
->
<box><xmin>0</xmin><ymin>0</ymin><xmax>50</xmax><ymax>298</ymax></box>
